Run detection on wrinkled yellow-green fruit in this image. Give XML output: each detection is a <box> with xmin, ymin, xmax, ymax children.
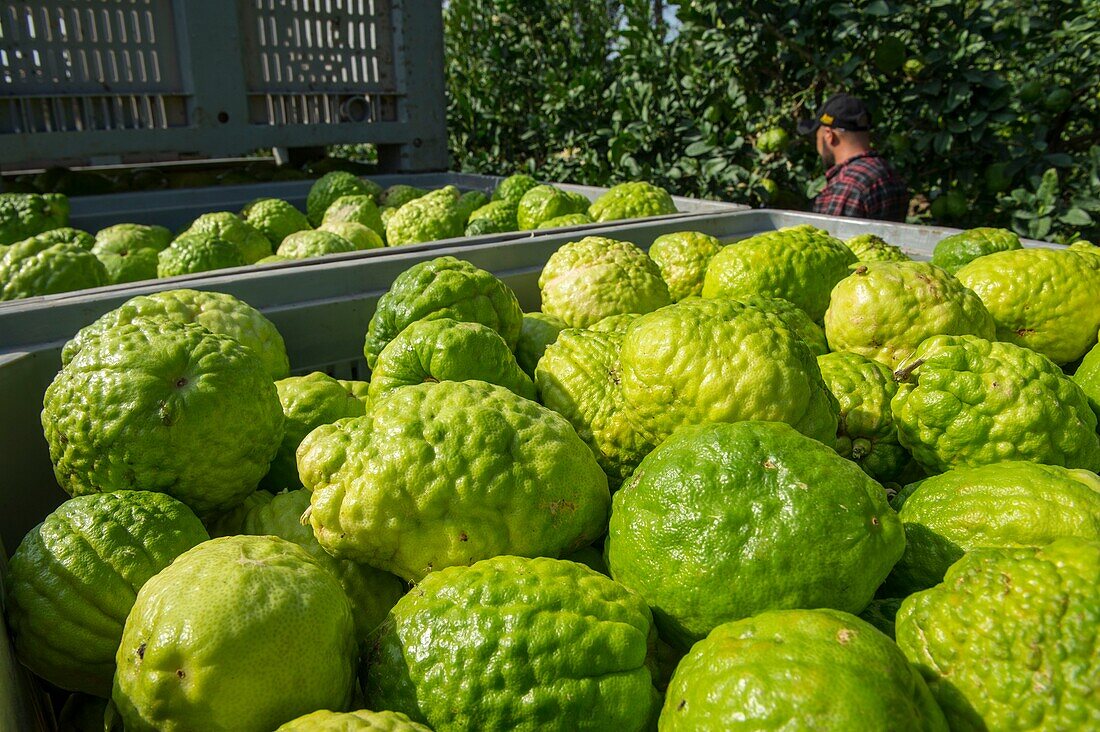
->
<box><xmin>113</xmin><ymin>536</ymin><xmax>357</xmax><ymax>732</ymax></box>
<box><xmin>607</xmin><ymin>421</ymin><xmax>903</xmax><ymax>650</ymax></box>
<box><xmin>930</xmin><ymin>226</ymin><xmax>1021</xmax><ymax>273</ymax></box>
<box><xmin>742</xmin><ymin>296</ymin><xmax>829</xmax><ymax>356</ymax></box>
<box><xmin>817</xmin><ymin>351</ymin><xmax>910</xmax><ymax>482</ymax></box>
<box><xmin>94</xmin><ymin>223</ymin><xmax>172</xmax><ymax>252</ymax></box>
<box><xmin>895</xmin><ymin>538</ymin><xmax>1100</xmax><ymax>731</ymax></box>
<box><xmin>491</xmin><ymin>173</ymin><xmax>539</xmax><ymax>205</ymax></box>
<box><xmin>514</xmin><ymin>312</ymin><xmax>565</xmax><ymax>377</ymax></box>
<box><xmin>886</xmin><ymin>461</ymin><xmax>1100</xmax><ymax>595</ymax></box>
<box><xmin>276</xmin><ymin>709</ymin><xmax>433</xmax><ymax>731</ymax></box>
<box><xmin>180</xmin><ymin>211</ymin><xmax>272</xmax><ymax>264</ymax></box>
<box><xmin>455</xmin><ymin>190</ymin><xmax>490</xmax><ymax>224</ymax></box>
<box><xmin>62</xmin><ymin>288</ymin><xmax>290</xmax><ymax>380</ymax></box>
<box><xmin>203</xmin><ymin>489</ymin><xmax>274</xmax><ymax>538</ymax></box>
<box><xmin>0</xmin><ymin>191</ymin><xmax>69</xmax><ymax>245</ymax></box>
<box><xmin>590</xmin><ymin>312</ymin><xmax>642</xmax><ymax>334</ymax></box>
<box><xmin>386</xmin><ymin>186</ymin><xmax>465</xmax><ymax>246</ymax></box>
<box><xmin>588</xmin><ymin>181</ymin><xmax>677</xmax><ymax>222</ymax></box>
<box><xmin>538</xmin><ymin>236</ymin><xmax>670</xmax><ymax>328</ymax></box>
<box><xmin>307</xmin><ymin>171</ymin><xmax>376</xmax><ymax>226</ymax></box>
<box><xmin>323</xmin><ymin>194</ymin><xmax>385</xmax><ymax>237</ymax></box>
<box><xmin>4</xmin><ymin>492</ymin><xmax>208</xmax><ymax>696</ymax></box>
<box><xmin>824</xmin><ymin>261</ymin><xmax>995</xmax><ymax>369</ymax></box>
<box><xmin>363</xmin><ymin>256</ymin><xmax>523</xmax><ymax>369</ymax></box>
<box><xmin>892</xmin><ymin>335</ymin><xmax>1100</xmax><ymax>473</ymax></box>
<box><xmin>30</xmin><ymin>226</ymin><xmax>94</xmax><ymax>250</ymax></box>
<box><xmin>0</xmin><ymin>237</ymin><xmax>107</xmax><ymax>300</ymax></box>
<box><xmin>379</xmin><ymin>184</ymin><xmax>428</xmax><ymax>209</ymax></box>
<box><xmin>660</xmin><ymin>609</ymin><xmax>947</xmax><ymax>732</ymax></box>
<box><xmin>516</xmin><ymin>185</ymin><xmax>589</xmax><ymax>229</ymax></box>
<box><xmin>363</xmin><ymin>556</ymin><xmax>661</xmax><ymax>732</ymax></box>
<box><xmin>92</xmin><ymin>225</ymin><xmax>170</xmax><ymax>285</ymax></box>
<box><xmin>845</xmin><ymin>233</ymin><xmax>909</xmax><ymax>262</ymax></box>
<box><xmin>536</xmin><ymin>329</ymin><xmax>654</xmax><ymax>488</ymax></box>
<box><xmin>648</xmin><ymin>231</ymin><xmax>724</xmax><ymax>301</ymax></box>
<box><xmin>277</xmin><ymin>229</ymin><xmax>357</xmax><ymax>259</ymax></box>
<box><xmin>464</xmin><ymin>200</ymin><xmax>519</xmax><ymax>236</ymax></box>
<box><xmin>300</xmin><ymin>381</ymin><xmax>609</xmax><ymax>581</ymax></box>
<box><xmin>241</xmin><ymin>489</ymin><xmax>404</xmax><ymax>641</ymax></box>
<box><xmin>368</xmin><ymin>317</ymin><xmax>535</xmax><ymax>403</ymax></box>
<box><xmin>320</xmin><ymin>221</ymin><xmax>384</xmax><ymax>250</ymax></box>
<box><xmin>956</xmin><ymin>247</ymin><xmax>1100</xmax><ymax>364</ymax></box>
<box><xmin>240</xmin><ymin>198</ymin><xmax>310</xmax><ymax>246</ymax></box>
<box><xmin>535</xmin><ymin>212</ymin><xmax>593</xmax><ymax>229</ymax></box>
<box><xmin>858</xmin><ymin>597</ymin><xmax>904</xmax><ymax>639</ymax></box>
<box><xmin>702</xmin><ymin>224</ymin><xmax>856</xmax><ymax>322</ymax></box>
<box><xmin>44</xmin><ymin>317</ymin><xmax>285</xmax><ymax>516</ymax></box>
<box><xmin>262</xmin><ymin>372</ymin><xmax>367</xmax><ymax>491</ymax></box>
<box><xmin>620</xmin><ymin>298</ymin><xmax>838</xmax><ymax>447</ymax></box>
<box><xmin>1074</xmin><ymin>336</ymin><xmax>1100</xmax><ymax>414</ymax></box>
<box><xmin>157</xmin><ymin>233</ymin><xmax>245</xmax><ymax>277</ymax></box>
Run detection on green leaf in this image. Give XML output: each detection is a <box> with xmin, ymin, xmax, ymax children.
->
<box><xmin>1060</xmin><ymin>208</ymin><xmax>1093</xmax><ymax>226</ymax></box>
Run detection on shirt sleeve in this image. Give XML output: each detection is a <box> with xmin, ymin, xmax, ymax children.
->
<box><xmin>813</xmin><ymin>181</ymin><xmax>869</xmax><ymax>218</ymax></box>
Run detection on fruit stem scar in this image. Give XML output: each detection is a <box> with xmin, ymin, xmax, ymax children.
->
<box><xmin>893</xmin><ymin>359</ymin><xmax>924</xmax><ymax>383</ymax></box>
<box><xmin>175</xmin><ymin>377</ymin><xmax>188</xmax><ymax>388</ymax></box>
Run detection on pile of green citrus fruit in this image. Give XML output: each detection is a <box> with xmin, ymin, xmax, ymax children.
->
<box><xmin>0</xmin><ymin>175</ymin><xmax>679</xmax><ymax>301</ymax></box>
<box><xmin>5</xmin><ymin>224</ymin><xmax>1100</xmax><ymax>730</ymax></box>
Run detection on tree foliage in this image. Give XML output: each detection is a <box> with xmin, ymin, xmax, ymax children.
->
<box><xmin>445</xmin><ymin>0</ymin><xmax>1100</xmax><ymax>242</ymax></box>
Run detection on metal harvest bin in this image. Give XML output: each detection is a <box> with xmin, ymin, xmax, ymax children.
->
<box><xmin>0</xmin><ymin>209</ymin><xmax>1064</xmax><ymax>729</ymax></box>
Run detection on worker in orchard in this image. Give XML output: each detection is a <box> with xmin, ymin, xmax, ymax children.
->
<box><xmin>798</xmin><ymin>93</ymin><xmax>908</xmax><ymax>222</ymax></box>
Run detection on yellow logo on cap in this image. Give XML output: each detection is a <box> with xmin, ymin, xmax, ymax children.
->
<box><xmin>820</xmin><ymin>113</ymin><xmax>834</xmax><ymax>125</ymax></box>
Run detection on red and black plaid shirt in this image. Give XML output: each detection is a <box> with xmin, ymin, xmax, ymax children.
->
<box><xmin>812</xmin><ymin>151</ymin><xmax>908</xmax><ymax>222</ymax></box>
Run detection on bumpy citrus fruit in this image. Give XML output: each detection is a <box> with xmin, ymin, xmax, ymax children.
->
<box><xmin>492</xmin><ymin>174</ymin><xmax>539</xmax><ymax>205</ymax></box>
<box><xmin>5</xmin><ymin>492</ymin><xmax>207</xmax><ymax>696</ymax></box>
<box><xmin>588</xmin><ymin>182</ymin><xmax>677</xmax><ymax>222</ymax></box>
<box><xmin>930</xmin><ymin>226</ymin><xmax>1021</xmax><ymax>274</ymax></box>
<box><xmin>364</xmin><ymin>555</ymin><xmax>660</xmax><ymax>731</ymax></box>
<box><xmin>538</xmin><ymin>237</ymin><xmax>670</xmax><ymax>328</ymax></box>
<box><xmin>1074</xmin><ymin>335</ymin><xmax>1100</xmax><ymax>413</ymax></box>
<box><xmin>44</xmin><ymin>317</ymin><xmax>285</xmax><ymax>515</ymax></box>
<box><xmin>845</xmin><ymin>233</ymin><xmax>909</xmax><ymax>262</ymax></box>
<box><xmin>956</xmin><ymin>247</ymin><xmax>1100</xmax><ymax>364</ymax></box>
<box><xmin>607</xmin><ymin>421</ymin><xmax>904</xmax><ymax>650</ymax></box>
<box><xmin>62</xmin><ymin>288</ymin><xmax>290</xmax><ymax>380</ymax></box>
<box><xmin>157</xmin><ymin>234</ymin><xmax>245</xmax><ymax>277</ymax></box>
<box><xmin>386</xmin><ymin>187</ymin><xmax>465</xmax><ymax>246</ymax></box>
<box><xmin>180</xmin><ymin>211</ymin><xmax>272</xmax><ymax>264</ymax></box>
<box><xmin>703</xmin><ymin>224</ymin><xmax>856</xmax><ymax>321</ymax></box>
<box><xmin>895</xmin><ymin>538</ymin><xmax>1100</xmax><ymax>731</ymax></box>
<box><xmin>886</xmin><ymin>461</ymin><xmax>1100</xmax><ymax>594</ymax></box>
<box><xmin>620</xmin><ymin>298</ymin><xmax>838</xmax><ymax>447</ymax></box>
<box><xmin>514</xmin><ymin>312</ymin><xmax>565</xmax><ymax>377</ymax></box>
<box><xmin>322</xmin><ymin>194</ymin><xmax>384</xmax><ymax>237</ymax></box>
<box><xmin>0</xmin><ymin>237</ymin><xmax>106</xmax><ymax>300</ymax></box>
<box><xmin>660</xmin><ymin>609</ymin><xmax>946</xmax><ymax>731</ymax></box>
<box><xmin>536</xmin><ymin>328</ymin><xmax>654</xmax><ymax>488</ymax></box>
<box><xmin>240</xmin><ymin>198</ymin><xmax>310</xmax><ymax>246</ymax></box>
<box><xmin>300</xmin><ymin>380</ymin><xmax>609</xmax><ymax>580</ymax></box>
<box><xmin>892</xmin><ymin>335</ymin><xmax>1100</xmax><ymax>472</ymax></box>
<box><xmin>648</xmin><ymin>231</ymin><xmax>724</xmax><ymax>301</ymax></box>
<box><xmin>277</xmin><ymin>229</ymin><xmax>357</xmax><ymax>259</ymax></box>
<box><xmin>817</xmin><ymin>351</ymin><xmax>910</xmax><ymax>482</ymax></box>
<box><xmin>320</xmin><ymin>220</ymin><xmax>384</xmax><ymax>250</ymax></box>
<box><xmin>516</xmin><ymin>185</ymin><xmax>588</xmax><ymax>229</ymax></box>
<box><xmin>113</xmin><ymin>535</ymin><xmax>357</xmax><ymax>732</ymax></box>
<box><xmin>263</xmin><ymin>372</ymin><xmax>367</xmax><ymax>491</ymax></box>
<box><xmin>369</xmin><ymin>317</ymin><xmax>535</xmax><ymax>403</ymax></box>
<box><xmin>203</xmin><ymin>489</ymin><xmax>274</xmax><ymax>538</ymax></box>
<box><xmin>824</xmin><ymin>261</ymin><xmax>995</xmax><ymax>369</ymax></box>
<box><xmin>276</xmin><ymin>709</ymin><xmax>433</xmax><ymax>731</ymax></box>
<box><xmin>308</xmin><ymin>171</ymin><xmax>376</xmax><ymax>226</ymax></box>
<box><xmin>380</xmin><ymin>184</ymin><xmax>428</xmax><ymax>209</ymax></box>
<box><xmin>241</xmin><ymin>489</ymin><xmax>404</xmax><ymax>640</ymax></box>
<box><xmin>363</xmin><ymin>256</ymin><xmax>522</xmax><ymax>369</ymax></box>
<box><xmin>589</xmin><ymin>312</ymin><xmax>642</xmax><ymax>334</ymax></box>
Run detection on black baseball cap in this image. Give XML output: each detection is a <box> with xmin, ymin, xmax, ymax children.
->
<box><xmin>797</xmin><ymin>93</ymin><xmax>872</xmax><ymax>135</ymax></box>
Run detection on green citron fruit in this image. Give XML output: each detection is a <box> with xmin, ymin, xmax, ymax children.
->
<box><xmin>363</xmin><ymin>256</ymin><xmax>522</xmax><ymax>369</ymax></box>
<box><xmin>648</xmin><ymin>231</ymin><xmax>724</xmax><ymax>301</ymax></box>
<box><xmin>380</xmin><ymin>184</ymin><xmax>428</xmax><ymax>209</ymax></box>
<box><xmin>817</xmin><ymin>351</ymin><xmax>911</xmax><ymax>482</ymax></box>
<box><xmin>157</xmin><ymin>233</ymin><xmax>245</xmax><ymax>277</ymax></box>
<box><xmin>491</xmin><ymin>173</ymin><xmax>539</xmax><ymax>205</ymax></box>
<box><xmin>589</xmin><ymin>312</ymin><xmax>642</xmax><ymax>334</ymax></box>
<box><xmin>956</xmin><ymin>247</ymin><xmax>1100</xmax><ymax>364</ymax></box>
<box><xmin>607</xmin><ymin>421</ymin><xmax>904</xmax><ymax>650</ymax></box>
<box><xmin>113</xmin><ymin>535</ymin><xmax>357</xmax><ymax>732</ymax></box>
<box><xmin>276</xmin><ymin>229</ymin><xmax>357</xmax><ymax>259</ymax></box>
<box><xmin>1044</xmin><ymin>87</ymin><xmax>1073</xmax><ymax>112</ymax></box>
<box><xmin>43</xmin><ymin>317</ymin><xmax>285</xmax><ymax>516</ymax></box>
<box><xmin>203</xmin><ymin>489</ymin><xmax>274</xmax><ymax>538</ymax></box>
<box><xmin>180</xmin><ymin>212</ymin><xmax>272</xmax><ymax>264</ymax></box>
<box><xmin>386</xmin><ymin>186</ymin><xmax>465</xmax><ymax>246</ymax></box>
<box><xmin>299</xmin><ymin>380</ymin><xmax>609</xmax><ymax>581</ymax></box>
<box><xmin>1073</xmin><ymin>336</ymin><xmax>1100</xmax><ymax>413</ymax></box>
<box><xmin>845</xmin><ymin>233</ymin><xmax>909</xmax><ymax>263</ymax></box>
<box><xmin>363</xmin><ymin>555</ymin><xmax>660</xmax><ymax>732</ymax></box>
<box><xmin>620</xmin><ymin>298</ymin><xmax>838</xmax><ymax>448</ymax></box>
<box><xmin>931</xmin><ymin>226</ymin><xmax>1021</xmax><ymax>274</ymax></box>
<box><xmin>31</xmin><ymin>227</ymin><xmax>94</xmax><ymax>250</ymax></box>
<box><xmin>741</xmin><ymin>296</ymin><xmax>829</xmax><ymax>355</ymax></box>
<box><xmin>1018</xmin><ymin>79</ymin><xmax>1044</xmax><ymax>104</ymax></box>
<box><xmin>538</xmin><ymin>236</ymin><xmax>670</xmax><ymax>328</ymax></box>
<box><xmin>755</xmin><ymin>127</ymin><xmax>790</xmax><ymax>154</ymax></box>
<box><xmin>241</xmin><ymin>489</ymin><xmax>405</xmax><ymax>641</ymax></box>
<box><xmin>322</xmin><ymin>193</ymin><xmax>385</xmax><ymax>237</ymax></box>
<box><xmin>516</xmin><ymin>185</ymin><xmax>587</xmax><ymax>229</ymax></box>
<box><xmin>262</xmin><ymin>372</ymin><xmax>367</xmax><ymax>492</ymax></box>
<box><xmin>944</xmin><ymin>190</ymin><xmax>967</xmax><ymax>218</ymax></box>
<box><xmin>307</xmin><ymin>171</ymin><xmax>375</xmax><ymax>226</ymax></box>
<box><xmin>276</xmin><ymin>709</ymin><xmax>433</xmax><ymax>731</ymax></box>
<box><xmin>4</xmin><ymin>492</ymin><xmax>208</xmax><ymax>696</ymax></box>
<box><xmin>320</xmin><ymin>220</ymin><xmax>384</xmax><ymax>250</ymax></box>
<box><xmin>536</xmin><ymin>328</ymin><xmax>654</xmax><ymax>489</ymax></box>
<box><xmin>703</xmin><ymin>224</ymin><xmax>856</xmax><ymax>322</ymax></box>
<box><xmin>62</xmin><ymin>288</ymin><xmax>290</xmax><ymax>380</ymax></box>
<box><xmin>368</xmin><ymin>317</ymin><xmax>535</xmax><ymax>403</ymax></box>
<box><xmin>659</xmin><ymin>609</ymin><xmax>946</xmax><ymax>731</ymax></box>
<box><xmin>0</xmin><ymin>237</ymin><xmax>107</xmax><ymax>300</ymax></box>
<box><xmin>984</xmin><ymin>162</ymin><xmax>1014</xmax><ymax>193</ymax></box>
<box><xmin>824</xmin><ymin>261</ymin><xmax>995</xmax><ymax>369</ymax></box>
<box><xmin>886</xmin><ymin>461</ymin><xmax>1100</xmax><ymax>595</ymax></box>
<box><xmin>535</xmin><ymin>212</ymin><xmax>593</xmax><ymax>229</ymax></box>
<box><xmin>895</xmin><ymin>538</ymin><xmax>1100</xmax><ymax>730</ymax></box>
<box><xmin>465</xmin><ymin>200</ymin><xmax>518</xmax><ymax>236</ymax></box>
<box><xmin>588</xmin><ymin>182</ymin><xmax>677</xmax><ymax>222</ymax></box>
<box><xmin>892</xmin><ymin>334</ymin><xmax>1100</xmax><ymax>473</ymax></box>
<box><xmin>514</xmin><ymin>311</ymin><xmax>565</xmax><ymax>377</ymax></box>
<box><xmin>240</xmin><ymin>198</ymin><xmax>310</xmax><ymax>246</ymax></box>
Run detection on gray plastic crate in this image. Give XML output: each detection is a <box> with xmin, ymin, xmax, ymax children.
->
<box><xmin>0</xmin><ymin>0</ymin><xmax>447</xmax><ymax>171</ymax></box>
<box><xmin>0</xmin><ymin>209</ymin><xmax>1066</xmax><ymax>728</ymax></box>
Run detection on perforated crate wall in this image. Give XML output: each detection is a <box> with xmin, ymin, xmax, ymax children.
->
<box><xmin>0</xmin><ymin>0</ymin><xmax>447</xmax><ymax>170</ymax></box>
